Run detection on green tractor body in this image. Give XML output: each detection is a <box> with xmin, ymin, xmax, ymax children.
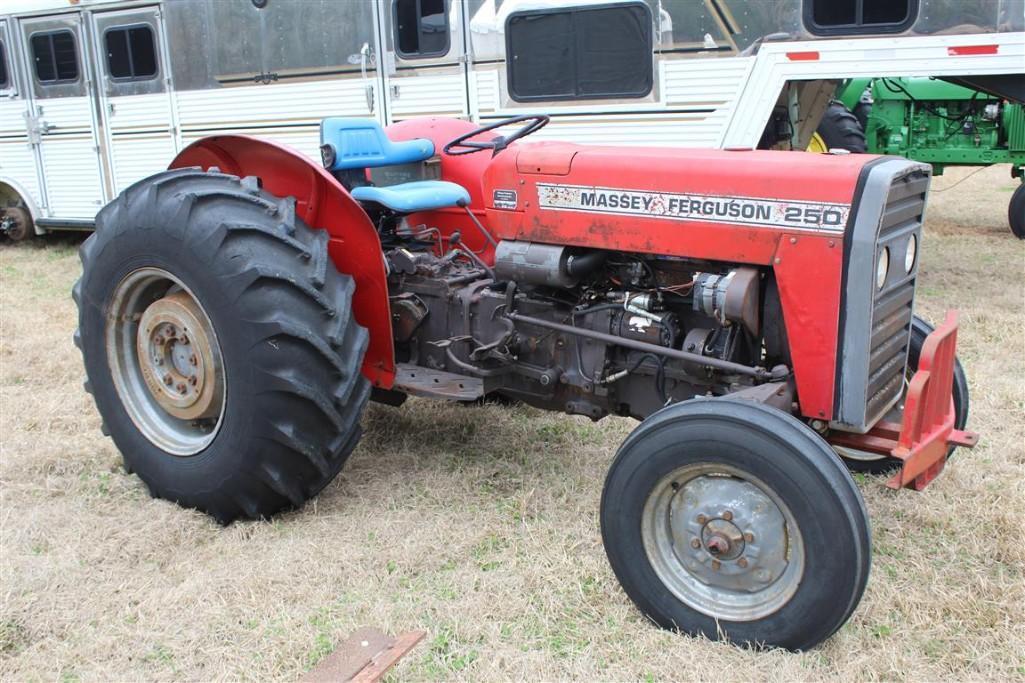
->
<box><xmin>830</xmin><ymin>77</ymin><xmax>1025</xmax><ymax>236</ymax></box>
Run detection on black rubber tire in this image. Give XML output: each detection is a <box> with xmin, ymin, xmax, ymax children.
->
<box><xmin>73</xmin><ymin>168</ymin><xmax>371</xmax><ymax>523</ymax></box>
<box><xmin>1009</xmin><ymin>182</ymin><xmax>1025</xmax><ymax>239</ymax></box>
<box><xmin>601</xmin><ymin>398</ymin><xmax>871</xmax><ymax>651</ymax></box>
<box><xmin>841</xmin><ymin>315</ymin><xmax>970</xmax><ymax>474</ymax></box>
<box><xmin>815</xmin><ymin>101</ymin><xmax>867</xmax><ymax>153</ymax></box>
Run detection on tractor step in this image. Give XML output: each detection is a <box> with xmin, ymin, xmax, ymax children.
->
<box><xmin>392</xmin><ymin>363</ymin><xmax>484</xmax><ymax>401</ymax></box>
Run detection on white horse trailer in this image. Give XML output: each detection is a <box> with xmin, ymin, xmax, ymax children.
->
<box><xmin>1</xmin><ymin>0</ymin><xmax>1022</xmax><ymax>237</ymax></box>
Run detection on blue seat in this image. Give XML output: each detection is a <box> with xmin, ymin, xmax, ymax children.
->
<box><xmin>351</xmin><ymin>181</ymin><xmax>470</xmax><ymax>213</ymax></box>
<box><xmin>321</xmin><ymin>117</ymin><xmax>469</xmax><ymax>213</ymax></box>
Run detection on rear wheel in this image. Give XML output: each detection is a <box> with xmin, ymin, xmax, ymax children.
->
<box><xmin>74</xmin><ymin>169</ymin><xmax>371</xmax><ymax>523</ymax></box>
<box><xmin>811</xmin><ymin>101</ymin><xmax>867</xmax><ymax>154</ymax></box>
<box><xmin>1</xmin><ymin>206</ymin><xmax>34</xmax><ymax>242</ymax></box>
<box><xmin>1010</xmin><ymin>182</ymin><xmax>1025</xmax><ymax>239</ymax></box>
<box><xmin>838</xmin><ymin>315</ymin><xmax>969</xmax><ymax>474</ymax></box>
<box><xmin>601</xmin><ymin>399</ymin><xmax>870</xmax><ymax>651</ymax></box>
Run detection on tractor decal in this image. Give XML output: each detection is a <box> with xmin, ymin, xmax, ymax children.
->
<box><xmin>536</xmin><ymin>183</ymin><xmax>850</xmax><ymax>233</ymax></box>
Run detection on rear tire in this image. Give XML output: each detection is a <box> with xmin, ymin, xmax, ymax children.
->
<box><xmin>601</xmin><ymin>399</ymin><xmax>871</xmax><ymax>651</ymax></box>
<box><xmin>839</xmin><ymin>315</ymin><xmax>969</xmax><ymax>474</ymax></box>
<box><xmin>74</xmin><ymin>169</ymin><xmax>371</xmax><ymax>523</ymax></box>
<box><xmin>1010</xmin><ymin>182</ymin><xmax>1025</xmax><ymax>239</ymax></box>
<box><xmin>814</xmin><ymin>101</ymin><xmax>867</xmax><ymax>153</ymax></box>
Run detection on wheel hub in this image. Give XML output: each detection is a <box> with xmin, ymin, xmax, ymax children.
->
<box><xmin>642</xmin><ymin>463</ymin><xmax>804</xmax><ymax>622</ymax></box>
<box><xmin>136</xmin><ymin>292</ymin><xmax>221</xmax><ymax>421</ymax></box>
<box><xmin>671</xmin><ymin>476</ymin><xmax>790</xmax><ymax>593</ymax></box>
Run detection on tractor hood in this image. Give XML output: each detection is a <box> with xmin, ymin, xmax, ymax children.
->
<box><xmin>482</xmin><ymin>142</ymin><xmax>881</xmax><ymax>266</ymax></box>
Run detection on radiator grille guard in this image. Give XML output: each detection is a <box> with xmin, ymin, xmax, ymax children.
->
<box><xmin>833</xmin><ymin>159</ymin><xmax>932</xmax><ymax>433</ymax></box>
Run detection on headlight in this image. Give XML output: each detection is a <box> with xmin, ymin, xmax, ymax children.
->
<box><xmin>876</xmin><ymin>247</ymin><xmax>889</xmax><ymax>290</ymax></box>
<box><xmin>904</xmin><ymin>234</ymin><xmax>917</xmax><ymax>273</ymax></box>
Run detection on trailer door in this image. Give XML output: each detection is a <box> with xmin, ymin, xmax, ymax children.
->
<box><xmin>89</xmin><ymin>6</ymin><xmax>177</xmax><ymax>195</ymax></box>
<box><xmin>0</xmin><ymin>18</ymin><xmax>44</xmax><ymax>215</ymax></box>
<box><xmin>19</xmin><ymin>13</ymin><xmax>107</xmax><ymax>221</ymax></box>
<box><xmin>379</xmin><ymin>0</ymin><xmax>470</xmax><ymax>123</ymax></box>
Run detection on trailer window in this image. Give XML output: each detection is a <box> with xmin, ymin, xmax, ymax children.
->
<box><xmin>805</xmin><ymin>0</ymin><xmax>918</xmax><ymax>35</ymax></box>
<box><xmin>31</xmin><ymin>30</ymin><xmax>79</xmax><ymax>83</ymax></box>
<box><xmin>104</xmin><ymin>25</ymin><xmax>158</xmax><ymax>80</ymax></box>
<box><xmin>394</xmin><ymin>0</ymin><xmax>450</xmax><ymax>59</ymax></box>
<box><xmin>506</xmin><ymin>2</ymin><xmax>653</xmax><ymax>103</ymax></box>
<box><xmin>0</xmin><ymin>41</ymin><xmax>9</xmax><ymax>89</ymax></box>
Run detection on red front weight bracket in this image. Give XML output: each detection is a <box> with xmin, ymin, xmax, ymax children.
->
<box><xmin>830</xmin><ymin>311</ymin><xmax>979</xmax><ymax>490</ymax></box>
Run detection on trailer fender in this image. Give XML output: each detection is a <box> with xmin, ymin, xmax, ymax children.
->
<box><xmin>170</xmin><ymin>135</ymin><xmax>395</xmax><ymax>388</ymax></box>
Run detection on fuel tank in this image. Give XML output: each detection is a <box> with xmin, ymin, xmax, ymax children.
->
<box><xmin>481</xmin><ymin>142</ymin><xmax>880</xmax><ymax>266</ymax></box>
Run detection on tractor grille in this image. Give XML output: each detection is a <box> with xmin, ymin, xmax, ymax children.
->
<box><xmin>864</xmin><ymin>171</ymin><xmax>929</xmax><ymax>424</ymax></box>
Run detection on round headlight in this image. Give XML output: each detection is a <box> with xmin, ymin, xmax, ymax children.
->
<box><xmin>904</xmin><ymin>234</ymin><xmax>918</xmax><ymax>273</ymax></box>
<box><xmin>876</xmin><ymin>247</ymin><xmax>890</xmax><ymax>290</ymax></box>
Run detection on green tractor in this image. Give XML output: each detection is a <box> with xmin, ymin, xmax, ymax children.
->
<box><xmin>813</xmin><ymin>77</ymin><xmax>1025</xmax><ymax>238</ymax></box>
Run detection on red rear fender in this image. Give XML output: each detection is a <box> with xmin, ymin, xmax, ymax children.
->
<box><xmin>170</xmin><ymin>135</ymin><xmax>395</xmax><ymax>388</ymax></box>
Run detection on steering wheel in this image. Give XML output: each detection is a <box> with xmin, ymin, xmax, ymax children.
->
<box><xmin>443</xmin><ymin>114</ymin><xmax>550</xmax><ymax>156</ymax></box>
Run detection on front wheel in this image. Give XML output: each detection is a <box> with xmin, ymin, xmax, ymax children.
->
<box><xmin>601</xmin><ymin>399</ymin><xmax>871</xmax><ymax>651</ymax></box>
<box><xmin>74</xmin><ymin>169</ymin><xmax>371</xmax><ymax>523</ymax></box>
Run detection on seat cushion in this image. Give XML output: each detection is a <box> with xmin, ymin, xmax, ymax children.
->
<box><xmin>351</xmin><ymin>181</ymin><xmax>471</xmax><ymax>213</ymax></box>
<box><xmin>321</xmin><ymin>117</ymin><xmax>434</xmax><ymax>171</ymax></box>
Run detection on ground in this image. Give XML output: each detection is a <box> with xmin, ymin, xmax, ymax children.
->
<box><xmin>1</xmin><ymin>165</ymin><xmax>1023</xmax><ymax>682</ymax></box>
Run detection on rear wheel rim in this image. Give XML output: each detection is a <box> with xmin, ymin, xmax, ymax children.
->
<box><xmin>641</xmin><ymin>462</ymin><xmax>805</xmax><ymax>622</ymax></box>
<box><xmin>105</xmin><ymin>267</ymin><xmax>225</xmax><ymax>456</ymax></box>
<box><xmin>807</xmin><ymin>132</ymin><xmax>829</xmax><ymax>154</ymax></box>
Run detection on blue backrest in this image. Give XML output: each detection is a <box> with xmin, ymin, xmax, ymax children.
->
<box><xmin>320</xmin><ymin>117</ymin><xmax>434</xmax><ymax>171</ymax></box>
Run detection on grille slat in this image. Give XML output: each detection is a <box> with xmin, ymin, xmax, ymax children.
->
<box><xmin>862</xmin><ymin>170</ymin><xmax>928</xmax><ymax>424</ymax></box>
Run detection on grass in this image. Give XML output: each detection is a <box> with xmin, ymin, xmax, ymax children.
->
<box><xmin>1</xmin><ymin>165</ymin><xmax>1023</xmax><ymax>681</ymax></box>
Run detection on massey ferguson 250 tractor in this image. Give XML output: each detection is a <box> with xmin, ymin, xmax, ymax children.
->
<box><xmin>74</xmin><ymin>115</ymin><xmax>977</xmax><ymax>650</ymax></box>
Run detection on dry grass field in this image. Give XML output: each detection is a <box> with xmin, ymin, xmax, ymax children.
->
<box><xmin>1</xmin><ymin>165</ymin><xmax>1024</xmax><ymax>682</ymax></box>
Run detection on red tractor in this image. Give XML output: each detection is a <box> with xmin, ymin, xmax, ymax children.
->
<box><xmin>74</xmin><ymin>115</ymin><xmax>976</xmax><ymax>651</ymax></box>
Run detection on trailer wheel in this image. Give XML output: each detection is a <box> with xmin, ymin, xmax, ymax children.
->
<box><xmin>1010</xmin><ymin>182</ymin><xmax>1025</xmax><ymax>239</ymax></box>
<box><xmin>601</xmin><ymin>399</ymin><xmax>870</xmax><ymax>651</ymax></box>
<box><xmin>839</xmin><ymin>315</ymin><xmax>969</xmax><ymax>474</ymax></box>
<box><xmin>810</xmin><ymin>101</ymin><xmax>867</xmax><ymax>154</ymax></box>
<box><xmin>73</xmin><ymin>169</ymin><xmax>371</xmax><ymax>523</ymax></box>
<box><xmin>1</xmin><ymin>207</ymin><xmax>34</xmax><ymax>242</ymax></box>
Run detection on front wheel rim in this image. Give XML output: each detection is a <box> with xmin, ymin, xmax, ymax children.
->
<box><xmin>641</xmin><ymin>462</ymin><xmax>805</xmax><ymax>622</ymax></box>
<box><xmin>105</xmin><ymin>267</ymin><xmax>226</xmax><ymax>456</ymax></box>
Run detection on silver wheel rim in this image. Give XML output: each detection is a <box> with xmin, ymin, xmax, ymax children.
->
<box><xmin>105</xmin><ymin>267</ymin><xmax>226</xmax><ymax>456</ymax></box>
<box><xmin>641</xmin><ymin>463</ymin><xmax>805</xmax><ymax>622</ymax></box>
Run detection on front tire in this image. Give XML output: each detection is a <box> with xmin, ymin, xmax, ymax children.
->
<box><xmin>812</xmin><ymin>101</ymin><xmax>867</xmax><ymax>154</ymax></box>
<box><xmin>74</xmin><ymin>169</ymin><xmax>371</xmax><ymax>523</ymax></box>
<box><xmin>601</xmin><ymin>399</ymin><xmax>871</xmax><ymax>651</ymax></box>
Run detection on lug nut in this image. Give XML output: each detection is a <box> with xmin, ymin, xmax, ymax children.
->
<box><xmin>176</xmin><ymin>383</ymin><xmax>187</xmax><ymax>394</ymax></box>
<box><xmin>188</xmin><ymin>375</ymin><xmax>198</xmax><ymax>386</ymax></box>
<box><xmin>737</xmin><ymin>557</ymin><xmax>749</xmax><ymax>568</ymax></box>
<box><xmin>154</xmin><ymin>335</ymin><xmax>164</xmax><ymax>345</ymax></box>
<box><xmin>722</xmin><ymin>510</ymin><xmax>733</xmax><ymax>521</ymax></box>
<box><xmin>744</xmin><ymin>532</ymin><xmax>755</xmax><ymax>543</ymax></box>
<box><xmin>696</xmin><ymin>514</ymin><xmax>708</xmax><ymax>525</ymax></box>
<box><xmin>180</xmin><ymin>335</ymin><xmax>189</xmax><ymax>345</ymax></box>
<box><xmin>189</xmin><ymin>354</ymin><xmax>198</xmax><ymax>366</ymax></box>
<box><xmin>163</xmin><ymin>375</ymin><xmax>173</xmax><ymax>386</ymax></box>
<box><xmin>690</xmin><ymin>538</ymin><xmax>701</xmax><ymax>549</ymax></box>
<box><xmin>154</xmin><ymin>356</ymin><xmax>163</xmax><ymax>366</ymax></box>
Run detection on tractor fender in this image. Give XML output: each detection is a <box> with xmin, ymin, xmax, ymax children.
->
<box><xmin>170</xmin><ymin>135</ymin><xmax>395</xmax><ymax>388</ymax></box>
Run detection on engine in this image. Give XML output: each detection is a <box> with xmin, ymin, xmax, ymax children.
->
<box><xmin>380</xmin><ymin>226</ymin><xmax>785</xmax><ymax>420</ymax></box>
